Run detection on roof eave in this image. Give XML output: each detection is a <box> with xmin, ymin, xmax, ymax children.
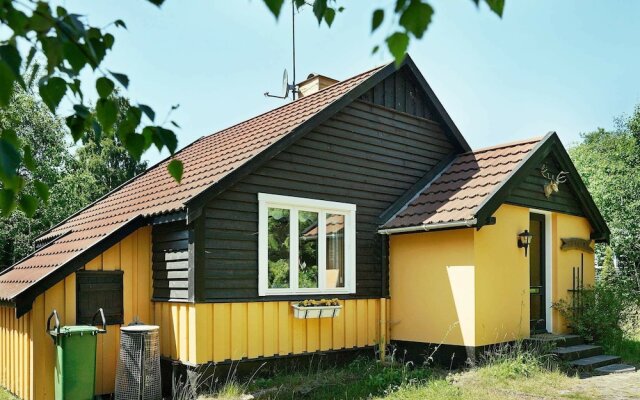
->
<box><xmin>378</xmin><ymin>218</ymin><xmax>478</xmax><ymax>235</ymax></box>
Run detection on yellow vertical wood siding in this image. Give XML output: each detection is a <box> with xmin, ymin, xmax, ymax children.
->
<box><xmin>0</xmin><ymin>226</ymin><xmax>152</xmax><ymax>399</ymax></box>
<box><xmin>0</xmin><ymin>306</ymin><xmax>30</xmax><ymax>399</ymax></box>
<box><xmin>150</xmin><ymin>299</ymin><xmax>384</xmax><ymax>366</ymax></box>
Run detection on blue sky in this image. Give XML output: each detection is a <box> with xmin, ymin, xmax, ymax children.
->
<box><xmin>62</xmin><ymin>0</ymin><xmax>640</xmax><ymax>164</ymax></box>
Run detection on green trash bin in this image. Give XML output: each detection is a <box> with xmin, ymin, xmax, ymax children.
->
<box><xmin>47</xmin><ymin>308</ymin><xmax>107</xmax><ymax>400</ymax></box>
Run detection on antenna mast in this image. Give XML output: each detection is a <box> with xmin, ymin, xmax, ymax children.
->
<box><xmin>264</xmin><ymin>0</ymin><xmax>298</xmax><ymax>100</ymax></box>
<box><xmin>291</xmin><ymin>0</ymin><xmax>296</xmax><ymax>100</ymax></box>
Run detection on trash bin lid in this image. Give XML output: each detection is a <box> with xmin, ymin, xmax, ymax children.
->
<box><xmin>49</xmin><ymin>325</ymin><xmax>101</xmax><ymax>337</ymax></box>
<box><xmin>120</xmin><ymin>325</ymin><xmax>159</xmax><ymax>332</ymax></box>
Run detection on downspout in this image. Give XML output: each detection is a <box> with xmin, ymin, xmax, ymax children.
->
<box><xmin>377</xmin><ymin>219</ymin><xmax>478</xmax><ymax>235</ymax></box>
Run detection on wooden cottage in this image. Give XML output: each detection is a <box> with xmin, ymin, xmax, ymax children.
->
<box><xmin>0</xmin><ymin>55</ymin><xmax>608</xmax><ymax>399</ymax></box>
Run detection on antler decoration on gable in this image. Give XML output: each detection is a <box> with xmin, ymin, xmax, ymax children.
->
<box><xmin>540</xmin><ymin>164</ymin><xmax>569</xmax><ymax>198</ymax></box>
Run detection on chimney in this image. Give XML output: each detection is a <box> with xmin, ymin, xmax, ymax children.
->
<box><xmin>297</xmin><ymin>73</ymin><xmax>339</xmax><ymax>98</ymax></box>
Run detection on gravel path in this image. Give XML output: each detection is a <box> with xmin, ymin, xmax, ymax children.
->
<box><xmin>573</xmin><ymin>371</ymin><xmax>640</xmax><ymax>400</ymax></box>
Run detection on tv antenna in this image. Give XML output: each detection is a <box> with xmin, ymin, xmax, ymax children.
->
<box><xmin>264</xmin><ymin>1</ymin><xmax>298</xmax><ymax>100</ymax></box>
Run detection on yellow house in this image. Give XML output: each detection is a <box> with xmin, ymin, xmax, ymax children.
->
<box><xmin>0</xmin><ymin>56</ymin><xmax>608</xmax><ymax>399</ymax></box>
<box><xmin>378</xmin><ymin>136</ymin><xmax>608</xmax><ymax>364</ymax></box>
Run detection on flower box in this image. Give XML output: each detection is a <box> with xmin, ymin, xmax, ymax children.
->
<box><xmin>292</xmin><ymin>299</ymin><xmax>342</xmax><ymax>319</ymax></box>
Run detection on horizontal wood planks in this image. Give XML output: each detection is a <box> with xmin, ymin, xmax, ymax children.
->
<box><xmin>506</xmin><ymin>156</ymin><xmax>584</xmax><ymax>216</ymax></box>
<box><xmin>202</xmin><ymin>101</ymin><xmax>454</xmax><ymax>301</ymax></box>
<box><xmin>150</xmin><ymin>299</ymin><xmax>383</xmax><ymax>366</ymax></box>
<box><xmin>152</xmin><ymin>222</ymin><xmax>190</xmax><ymax>300</ymax></box>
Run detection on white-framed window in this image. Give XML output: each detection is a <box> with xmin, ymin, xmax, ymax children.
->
<box><xmin>258</xmin><ymin>193</ymin><xmax>356</xmax><ymax>296</ymax></box>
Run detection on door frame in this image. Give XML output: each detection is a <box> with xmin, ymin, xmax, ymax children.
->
<box><xmin>529</xmin><ymin>209</ymin><xmax>553</xmax><ymax>333</ymax></box>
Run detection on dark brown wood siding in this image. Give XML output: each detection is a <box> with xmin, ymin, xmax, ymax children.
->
<box><xmin>506</xmin><ymin>154</ymin><xmax>585</xmax><ymax>216</ymax></box>
<box><xmin>199</xmin><ymin>100</ymin><xmax>456</xmax><ymax>301</ymax></box>
<box><xmin>358</xmin><ymin>66</ymin><xmax>437</xmax><ymax>120</ymax></box>
<box><xmin>152</xmin><ymin>221</ymin><xmax>191</xmax><ymax>300</ymax></box>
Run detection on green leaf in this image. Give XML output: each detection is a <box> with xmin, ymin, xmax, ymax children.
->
<box><xmin>0</xmin><ymin>189</ymin><xmax>16</xmax><ymax>217</ymax></box>
<box><xmin>63</xmin><ymin>42</ymin><xmax>88</xmax><ymax>73</ymax></box>
<box><xmin>147</xmin><ymin>0</ymin><xmax>165</xmax><ymax>6</ymax></box>
<box><xmin>34</xmin><ymin>180</ymin><xmax>50</xmax><ymax>203</ymax></box>
<box><xmin>372</xmin><ymin>9</ymin><xmax>385</xmax><ymax>32</ymax></box>
<box><xmin>386</xmin><ymin>32</ymin><xmax>410</xmax><ymax>65</ymax></box>
<box><xmin>0</xmin><ymin>44</ymin><xmax>24</xmax><ymax>92</ymax></box>
<box><xmin>372</xmin><ymin>45</ymin><xmax>380</xmax><ymax>54</ymax></box>
<box><xmin>484</xmin><ymin>0</ymin><xmax>505</xmax><ymax>17</ymax></box>
<box><xmin>96</xmin><ymin>98</ymin><xmax>118</xmax><ymax>132</ymax></box>
<box><xmin>18</xmin><ymin>194</ymin><xmax>38</xmax><ymax>218</ymax></box>
<box><xmin>104</xmin><ymin>33</ymin><xmax>115</xmax><ymax>50</ymax></box>
<box><xmin>0</xmin><ymin>134</ymin><xmax>21</xmax><ymax>181</ymax></box>
<box><xmin>263</xmin><ymin>0</ymin><xmax>285</xmax><ymax>18</ymax></box>
<box><xmin>0</xmin><ymin>63</ymin><xmax>15</xmax><ymax>106</ymax></box>
<box><xmin>395</xmin><ymin>0</ymin><xmax>408</xmax><ymax>12</ymax></box>
<box><xmin>6</xmin><ymin>8</ymin><xmax>29</xmax><ymax>35</ymax></box>
<box><xmin>73</xmin><ymin>104</ymin><xmax>91</xmax><ymax>118</ymax></box>
<box><xmin>23</xmin><ymin>145</ymin><xmax>36</xmax><ymax>171</ymax></box>
<box><xmin>167</xmin><ymin>159</ymin><xmax>183</xmax><ymax>183</ymax></box>
<box><xmin>39</xmin><ymin>77</ymin><xmax>67</xmax><ymax>112</ymax></box>
<box><xmin>313</xmin><ymin>0</ymin><xmax>328</xmax><ymax>24</ymax></box>
<box><xmin>41</xmin><ymin>37</ymin><xmax>63</xmax><ymax>72</ymax></box>
<box><xmin>114</xmin><ymin>19</ymin><xmax>127</xmax><ymax>29</ymax></box>
<box><xmin>138</xmin><ymin>104</ymin><xmax>156</xmax><ymax>122</ymax></box>
<box><xmin>324</xmin><ymin>8</ymin><xmax>336</xmax><ymax>26</ymax></box>
<box><xmin>123</xmin><ymin>132</ymin><xmax>146</xmax><ymax>161</ymax></box>
<box><xmin>30</xmin><ymin>2</ymin><xmax>54</xmax><ymax>32</ymax></box>
<box><xmin>96</xmin><ymin>77</ymin><xmax>115</xmax><ymax>98</ymax></box>
<box><xmin>66</xmin><ymin>114</ymin><xmax>87</xmax><ymax>142</ymax></box>
<box><xmin>399</xmin><ymin>0</ymin><xmax>434</xmax><ymax>39</ymax></box>
<box><xmin>153</xmin><ymin>127</ymin><xmax>178</xmax><ymax>153</ymax></box>
<box><xmin>110</xmin><ymin>71</ymin><xmax>129</xmax><ymax>88</ymax></box>
<box><xmin>92</xmin><ymin>118</ymin><xmax>102</xmax><ymax>143</ymax></box>
<box><xmin>170</xmin><ymin>120</ymin><xmax>181</xmax><ymax>129</ymax></box>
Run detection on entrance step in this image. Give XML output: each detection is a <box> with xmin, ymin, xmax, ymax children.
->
<box><xmin>570</xmin><ymin>355</ymin><xmax>622</xmax><ymax>371</ymax></box>
<box><xmin>593</xmin><ymin>363</ymin><xmax>637</xmax><ymax>375</ymax></box>
<box><xmin>525</xmin><ymin>334</ymin><xmax>584</xmax><ymax>348</ymax></box>
<box><xmin>552</xmin><ymin>344</ymin><xmax>603</xmax><ymax>361</ymax></box>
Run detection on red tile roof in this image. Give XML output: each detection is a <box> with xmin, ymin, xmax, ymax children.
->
<box><xmin>0</xmin><ymin>64</ymin><xmax>386</xmax><ymax>302</ymax></box>
<box><xmin>382</xmin><ymin>137</ymin><xmax>543</xmax><ymax>230</ymax></box>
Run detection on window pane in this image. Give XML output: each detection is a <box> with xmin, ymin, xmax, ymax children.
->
<box><xmin>326</xmin><ymin>214</ymin><xmax>345</xmax><ymax>288</ymax></box>
<box><xmin>298</xmin><ymin>211</ymin><xmax>319</xmax><ymax>288</ymax></box>
<box><xmin>268</xmin><ymin>208</ymin><xmax>290</xmax><ymax>288</ymax></box>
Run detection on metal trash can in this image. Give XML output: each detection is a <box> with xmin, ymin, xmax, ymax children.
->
<box><xmin>47</xmin><ymin>308</ymin><xmax>107</xmax><ymax>400</ymax></box>
<box><xmin>115</xmin><ymin>325</ymin><xmax>161</xmax><ymax>400</ymax></box>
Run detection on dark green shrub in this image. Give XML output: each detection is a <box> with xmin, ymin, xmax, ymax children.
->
<box><xmin>553</xmin><ymin>276</ymin><xmax>640</xmax><ymax>343</ymax></box>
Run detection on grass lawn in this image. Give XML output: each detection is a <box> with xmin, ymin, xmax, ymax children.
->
<box><xmin>197</xmin><ymin>346</ymin><xmax>598</xmax><ymax>400</ymax></box>
<box><xmin>0</xmin><ymin>388</ymin><xmax>15</xmax><ymax>400</ymax></box>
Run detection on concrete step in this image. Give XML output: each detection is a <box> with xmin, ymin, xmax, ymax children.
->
<box><xmin>570</xmin><ymin>355</ymin><xmax>622</xmax><ymax>371</ymax></box>
<box><xmin>552</xmin><ymin>344</ymin><xmax>603</xmax><ymax>361</ymax></box>
<box><xmin>526</xmin><ymin>334</ymin><xmax>584</xmax><ymax>349</ymax></box>
<box><xmin>593</xmin><ymin>363</ymin><xmax>637</xmax><ymax>375</ymax></box>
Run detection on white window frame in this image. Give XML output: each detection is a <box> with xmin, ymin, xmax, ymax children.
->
<box><xmin>258</xmin><ymin>193</ymin><xmax>356</xmax><ymax>296</ymax></box>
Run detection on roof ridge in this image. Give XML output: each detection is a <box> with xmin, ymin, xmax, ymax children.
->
<box><xmin>197</xmin><ymin>62</ymin><xmax>390</xmax><ymax>144</ymax></box>
<box><xmin>463</xmin><ymin>136</ymin><xmax>543</xmax><ymax>155</ymax></box>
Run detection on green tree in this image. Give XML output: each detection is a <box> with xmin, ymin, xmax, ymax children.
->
<box><xmin>0</xmin><ymin>88</ymin><xmax>146</xmax><ymax>270</ymax></box>
<box><xmin>0</xmin><ymin>0</ymin><xmax>504</xmax><ymax>216</ymax></box>
<box><xmin>570</xmin><ymin>107</ymin><xmax>640</xmax><ymax>288</ymax></box>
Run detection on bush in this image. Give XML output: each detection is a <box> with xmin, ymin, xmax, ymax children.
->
<box><xmin>553</xmin><ymin>275</ymin><xmax>640</xmax><ymax>343</ymax></box>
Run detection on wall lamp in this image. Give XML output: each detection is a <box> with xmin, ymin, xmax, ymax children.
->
<box><xmin>517</xmin><ymin>230</ymin><xmax>533</xmax><ymax>256</ymax></box>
